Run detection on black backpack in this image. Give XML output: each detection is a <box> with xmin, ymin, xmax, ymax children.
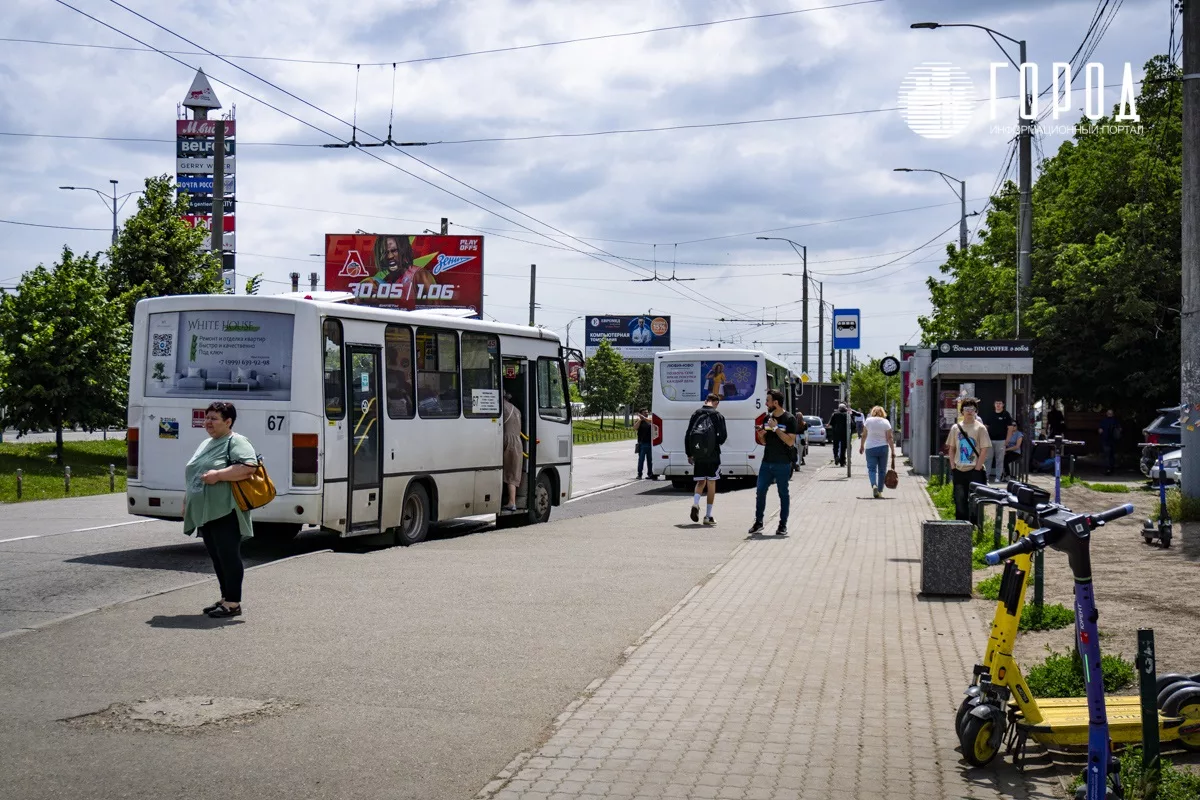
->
<box><xmin>688</xmin><ymin>411</ymin><xmax>719</xmax><ymax>460</ymax></box>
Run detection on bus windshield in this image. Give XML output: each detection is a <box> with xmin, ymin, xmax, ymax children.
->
<box><xmin>144</xmin><ymin>309</ymin><xmax>294</xmax><ymax>400</ymax></box>
<box><xmin>658</xmin><ymin>358</ymin><xmax>758</xmax><ymax>402</ymax></box>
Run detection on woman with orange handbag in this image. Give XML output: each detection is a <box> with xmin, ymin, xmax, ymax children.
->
<box><xmin>183</xmin><ymin>402</ymin><xmax>259</xmax><ymax>618</ymax></box>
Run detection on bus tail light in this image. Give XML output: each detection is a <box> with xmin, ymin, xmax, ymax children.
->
<box><xmin>127</xmin><ymin>428</ymin><xmax>139</xmax><ymax>479</ymax></box>
<box><xmin>754</xmin><ymin>413</ymin><xmax>766</xmax><ymax>446</ymax></box>
<box><xmin>292</xmin><ymin>433</ymin><xmax>319</xmax><ymax>487</ymax></box>
<box><xmin>651</xmin><ymin>414</ymin><xmax>663</xmax><ymax>446</ymax></box>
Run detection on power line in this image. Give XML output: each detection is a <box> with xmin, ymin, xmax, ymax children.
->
<box><xmin>0</xmin><ymin>217</ymin><xmax>109</xmax><ymax>231</ymax></box>
<box><xmin>5</xmin><ymin>1</ymin><xmax>885</xmax><ymax>68</ymax></box>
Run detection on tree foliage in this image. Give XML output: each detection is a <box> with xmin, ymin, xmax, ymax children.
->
<box><xmin>848</xmin><ymin>357</ymin><xmax>901</xmax><ymax>416</ymax></box>
<box><xmin>0</xmin><ymin>248</ymin><xmax>130</xmax><ymax>462</ymax></box>
<box><xmin>630</xmin><ymin>362</ymin><xmax>654</xmax><ymax>412</ymax></box>
<box><xmin>106</xmin><ymin>174</ymin><xmax>224</xmax><ymax>325</ymax></box>
<box><xmin>918</xmin><ymin>55</ymin><xmax>1181</xmax><ymax>432</ymax></box>
<box><xmin>245</xmin><ymin>273</ymin><xmax>263</xmax><ymax>295</ymax></box>
<box><xmin>583</xmin><ymin>340</ymin><xmax>635</xmax><ymax>427</ymax></box>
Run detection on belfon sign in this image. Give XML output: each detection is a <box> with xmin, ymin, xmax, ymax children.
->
<box><xmin>933</xmin><ymin>340</ymin><xmax>1033</xmax><ymax>359</ymax></box>
<box><xmin>324</xmin><ymin>234</ymin><xmax>484</xmax><ymax>316</ymax></box>
<box><xmin>176</xmin><ymin>138</ymin><xmax>236</xmax><ymax>157</ymax></box>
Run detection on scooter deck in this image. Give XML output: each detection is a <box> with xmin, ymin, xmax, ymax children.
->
<box><xmin>1018</xmin><ymin>705</ymin><xmax>1185</xmax><ymax>748</ymax></box>
<box><xmin>1028</xmin><ymin>694</ymin><xmax>1141</xmax><ymax>711</ymax></box>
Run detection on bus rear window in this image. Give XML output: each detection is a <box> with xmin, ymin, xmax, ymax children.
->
<box><xmin>658</xmin><ymin>359</ymin><xmax>757</xmax><ymax>402</ymax></box>
<box><xmin>145</xmin><ymin>310</ymin><xmax>294</xmax><ymax>400</ymax></box>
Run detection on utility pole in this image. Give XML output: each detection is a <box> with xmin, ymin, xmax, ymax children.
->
<box><xmin>801</xmin><ymin>247</ymin><xmax>809</xmax><ymax>376</ymax></box>
<box><xmin>212</xmin><ymin>115</ymin><xmax>225</xmax><ymax>262</ymax></box>
<box><xmin>528</xmin><ymin>263</ymin><xmax>537</xmax><ymax>327</ymax></box>
<box><xmin>959</xmin><ymin>178</ymin><xmax>968</xmax><ymax>251</ymax></box>
<box><xmin>1017</xmin><ymin>38</ymin><xmax>1032</xmax><ymax>291</ymax></box>
<box><xmin>817</xmin><ymin>282</ymin><xmax>824</xmax><ymax>382</ymax></box>
<box><xmin>440</xmin><ymin>217</ymin><xmax>448</xmax><ymax>235</ymax></box>
<box><xmin>1181</xmin><ymin>0</ymin><xmax>1200</xmax><ymax>503</ymax></box>
<box><xmin>108</xmin><ymin>180</ymin><xmax>118</xmax><ymax>246</ymax></box>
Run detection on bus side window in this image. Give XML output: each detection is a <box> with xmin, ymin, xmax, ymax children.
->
<box><xmin>323</xmin><ymin>318</ymin><xmax>345</xmax><ymax>419</ymax></box>
<box><xmin>537</xmin><ymin>358</ymin><xmax>569</xmax><ymax>422</ymax></box>
<box><xmin>384</xmin><ymin>324</ymin><xmax>415</xmax><ymax>419</ymax></box>
<box><xmin>416</xmin><ymin>327</ymin><xmax>461</xmax><ymax>418</ymax></box>
<box><xmin>461</xmin><ymin>332</ymin><xmax>500</xmax><ymax>418</ymax></box>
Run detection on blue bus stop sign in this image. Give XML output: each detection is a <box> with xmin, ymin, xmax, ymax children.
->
<box><xmin>832</xmin><ymin>308</ymin><xmax>860</xmax><ymax>350</ymax></box>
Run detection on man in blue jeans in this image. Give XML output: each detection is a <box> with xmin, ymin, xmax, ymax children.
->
<box><xmin>748</xmin><ymin>389</ymin><xmax>799</xmax><ymax>536</ymax></box>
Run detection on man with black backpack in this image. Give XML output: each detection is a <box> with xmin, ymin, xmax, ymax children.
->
<box><xmin>685</xmin><ymin>393</ymin><xmax>728</xmax><ymax>525</ymax></box>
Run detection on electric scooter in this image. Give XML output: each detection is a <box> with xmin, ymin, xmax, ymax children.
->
<box><xmin>959</xmin><ymin>486</ymin><xmax>1200</xmax><ymax>767</ymax></box>
<box><xmin>1139</xmin><ymin>442</ymin><xmax>1181</xmax><ymax>548</ymax></box>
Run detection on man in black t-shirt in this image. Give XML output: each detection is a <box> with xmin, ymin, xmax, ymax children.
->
<box><xmin>749</xmin><ymin>389</ymin><xmax>799</xmax><ymax>536</ymax></box>
<box><xmin>980</xmin><ymin>399</ymin><xmax>1015</xmax><ymax>483</ymax></box>
<box><xmin>685</xmin><ymin>395</ymin><xmax>728</xmax><ymax>525</ymax></box>
<box><xmin>633</xmin><ymin>408</ymin><xmax>656</xmax><ymax>480</ymax></box>
<box><xmin>828</xmin><ymin>404</ymin><xmax>850</xmax><ymax>466</ymax></box>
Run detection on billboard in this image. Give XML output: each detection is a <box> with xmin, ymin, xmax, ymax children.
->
<box><xmin>657</xmin><ymin>359</ymin><xmax>757</xmax><ymax>403</ymax></box>
<box><xmin>177</xmin><ymin>175</ymin><xmax>235</xmax><ymax>194</ymax></box>
<box><xmin>177</xmin><ymin>119</ymin><xmax>235</xmax><ymax>136</ymax></box>
<box><xmin>584</xmin><ymin>315</ymin><xmax>670</xmax><ymax>360</ymax></box>
<box><xmin>324</xmin><ymin>234</ymin><xmax>484</xmax><ymax>316</ymax></box>
<box><xmin>182</xmin><ymin>196</ymin><xmax>236</xmax><ymax>214</ymax></box>
<box><xmin>177</xmin><ymin>156</ymin><xmax>236</xmax><ymax>174</ymax></box>
<box><xmin>176</xmin><ymin>138</ymin><xmax>236</xmax><ymax>157</ymax></box>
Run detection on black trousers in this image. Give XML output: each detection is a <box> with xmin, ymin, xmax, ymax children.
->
<box><xmin>952</xmin><ymin>468</ymin><xmax>987</xmax><ymax>521</ymax></box>
<box><xmin>200</xmin><ymin>511</ymin><xmax>244</xmax><ymax>603</ymax></box>
<box><xmin>831</xmin><ymin>435</ymin><xmax>846</xmax><ymax>465</ymax></box>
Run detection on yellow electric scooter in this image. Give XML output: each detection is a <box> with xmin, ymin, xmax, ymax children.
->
<box><xmin>955</xmin><ymin>483</ymin><xmax>1200</xmax><ymax>768</ymax></box>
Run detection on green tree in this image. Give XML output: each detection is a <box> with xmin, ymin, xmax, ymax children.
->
<box><xmin>630</xmin><ymin>362</ymin><xmax>654</xmax><ymax>412</ymax></box>
<box><xmin>848</xmin><ymin>357</ymin><xmax>897</xmax><ymax>413</ymax></box>
<box><xmin>583</xmin><ymin>340</ymin><xmax>635</xmax><ymax>428</ymax></box>
<box><xmin>0</xmin><ymin>247</ymin><xmax>130</xmax><ymax>462</ymax></box>
<box><xmin>245</xmin><ymin>273</ymin><xmax>263</xmax><ymax>295</ymax></box>
<box><xmin>105</xmin><ymin>175</ymin><xmax>224</xmax><ymax>325</ymax></box>
<box><xmin>918</xmin><ymin>55</ymin><xmax>1181</xmax><ymax>434</ymax></box>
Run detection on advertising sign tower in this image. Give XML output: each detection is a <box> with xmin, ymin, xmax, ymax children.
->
<box><xmin>178</xmin><ymin>68</ymin><xmax>236</xmax><ymax>290</ymax></box>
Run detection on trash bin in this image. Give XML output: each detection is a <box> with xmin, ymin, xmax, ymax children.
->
<box><xmin>920</xmin><ymin>520</ymin><xmax>974</xmax><ymax>596</ymax></box>
<box><xmin>929</xmin><ymin>455</ymin><xmax>948</xmax><ymax>482</ymax></box>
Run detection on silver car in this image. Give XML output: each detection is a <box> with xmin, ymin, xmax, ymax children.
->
<box><xmin>1149</xmin><ymin>448</ymin><xmax>1181</xmax><ymax>483</ymax></box>
<box><xmin>804</xmin><ymin>416</ymin><xmax>827</xmax><ymax>445</ymax></box>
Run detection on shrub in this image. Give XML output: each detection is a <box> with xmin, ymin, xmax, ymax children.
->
<box><xmin>925</xmin><ymin>479</ymin><xmax>955</xmax><ymax>520</ymax></box>
<box><xmin>1019</xmin><ymin>602</ymin><xmax>1074</xmax><ymax>631</ymax></box>
<box><xmin>1159</xmin><ymin>486</ymin><xmax>1200</xmax><ymax>523</ymax></box>
<box><xmin>975</xmin><ymin>573</ymin><xmax>1003</xmax><ymax>600</ymax></box>
<box><xmin>1068</xmin><ymin>748</ymin><xmax>1200</xmax><ymax>800</ymax></box>
<box><xmin>1025</xmin><ymin>646</ymin><xmax>1135</xmax><ymax>698</ymax></box>
<box><xmin>1081</xmin><ymin>481</ymin><xmax>1132</xmax><ymax>493</ymax></box>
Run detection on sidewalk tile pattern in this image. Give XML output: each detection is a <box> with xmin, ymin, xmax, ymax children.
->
<box><xmin>481</xmin><ymin>464</ymin><xmax>1056</xmax><ymax>800</ymax></box>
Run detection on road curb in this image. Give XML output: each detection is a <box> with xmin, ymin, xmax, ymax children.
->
<box><xmin>566</xmin><ymin>479</ymin><xmax>641</xmax><ymax>502</ymax></box>
<box><xmin>0</xmin><ymin>547</ymin><xmax>334</xmax><ymax>642</ymax></box>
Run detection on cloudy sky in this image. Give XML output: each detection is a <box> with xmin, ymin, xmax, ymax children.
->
<box><xmin>0</xmin><ymin>0</ymin><xmax>1167</xmax><ymax>374</ymax></box>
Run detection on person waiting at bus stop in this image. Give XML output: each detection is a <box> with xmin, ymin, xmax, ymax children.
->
<box><xmin>944</xmin><ymin>397</ymin><xmax>991</xmax><ymax>521</ymax></box>
<box><xmin>184</xmin><ymin>402</ymin><xmax>259</xmax><ymax>618</ymax></box>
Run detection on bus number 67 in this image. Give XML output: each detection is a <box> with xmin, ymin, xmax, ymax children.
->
<box><xmin>266</xmin><ymin>415</ymin><xmax>286</xmax><ymax>432</ymax></box>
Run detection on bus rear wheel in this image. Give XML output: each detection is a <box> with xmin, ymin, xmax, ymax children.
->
<box><xmin>529</xmin><ymin>473</ymin><xmax>553</xmax><ymax>524</ymax></box>
<box><xmin>253</xmin><ymin>522</ymin><xmax>301</xmax><ymax>544</ymax></box>
<box><xmin>394</xmin><ymin>483</ymin><xmax>430</xmax><ymax>546</ymax></box>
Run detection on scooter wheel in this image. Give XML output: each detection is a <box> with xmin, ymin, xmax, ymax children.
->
<box><xmin>1175</xmin><ymin>695</ymin><xmax>1200</xmax><ymax>752</ymax></box>
<box><xmin>1159</xmin><ymin>680</ymin><xmax>1200</xmax><ymax>710</ymax></box>
<box><xmin>1162</xmin><ymin>684</ymin><xmax>1200</xmax><ymax>719</ymax></box>
<box><xmin>1144</xmin><ymin>536</ymin><xmax>1156</xmax><ymax>545</ymax></box>
<box><xmin>960</xmin><ymin>714</ymin><xmax>1000</xmax><ymax>767</ymax></box>
<box><xmin>955</xmin><ymin>695</ymin><xmax>973</xmax><ymax>739</ymax></box>
<box><xmin>1156</xmin><ymin>673</ymin><xmax>1191</xmax><ymax>700</ymax></box>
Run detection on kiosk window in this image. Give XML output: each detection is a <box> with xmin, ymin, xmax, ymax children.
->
<box><xmin>323</xmin><ymin>318</ymin><xmax>345</xmax><ymax>420</ymax></box>
<box><xmin>416</xmin><ymin>328</ymin><xmax>460</xmax><ymax>418</ymax></box>
<box><xmin>385</xmin><ymin>324</ymin><xmax>415</xmax><ymax>419</ymax></box>
<box><xmin>537</xmin><ymin>358</ymin><xmax>569</xmax><ymax>422</ymax></box>
<box><xmin>461</xmin><ymin>333</ymin><xmax>501</xmax><ymax>418</ymax></box>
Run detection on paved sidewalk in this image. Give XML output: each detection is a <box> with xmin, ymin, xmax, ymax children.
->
<box><xmin>480</xmin><ymin>464</ymin><xmax>1058</xmax><ymax>800</ymax></box>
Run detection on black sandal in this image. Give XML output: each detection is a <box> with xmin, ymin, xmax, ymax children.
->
<box><xmin>207</xmin><ymin>605</ymin><xmax>242</xmax><ymax>618</ymax></box>
<box><xmin>202</xmin><ymin>600</ymin><xmax>223</xmax><ymax>614</ymax></box>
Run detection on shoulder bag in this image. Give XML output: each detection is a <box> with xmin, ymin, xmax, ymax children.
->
<box><xmin>885</xmin><ymin>453</ymin><xmax>899</xmax><ymax>489</ymax></box>
<box><xmin>226</xmin><ymin>436</ymin><xmax>277</xmax><ymax>512</ymax></box>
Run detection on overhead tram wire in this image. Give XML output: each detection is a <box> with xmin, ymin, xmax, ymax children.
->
<box><xmin>0</xmin><ymin>217</ymin><xmax>109</xmax><ymax>231</ymax></box>
<box><xmin>94</xmin><ymin>0</ymin><xmax>749</xmax><ymax>321</ymax></box>
<box><xmin>5</xmin><ymin>1</ymin><xmax>885</xmax><ymax>67</ymax></box>
<box><xmin>61</xmin><ymin>1</ymin><xmax>736</xmax><ymax>320</ymax></box>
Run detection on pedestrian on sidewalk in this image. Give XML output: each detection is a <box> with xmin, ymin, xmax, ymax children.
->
<box><xmin>634</xmin><ymin>408</ymin><xmax>656</xmax><ymax>480</ymax></box>
<box><xmin>828</xmin><ymin>403</ymin><xmax>850</xmax><ymax>467</ymax></box>
<box><xmin>502</xmin><ymin>392</ymin><xmax>523</xmax><ymax>511</ymax></box>
<box><xmin>859</xmin><ymin>405</ymin><xmax>895</xmax><ymax>499</ymax></box>
<box><xmin>184</xmin><ymin>402</ymin><xmax>259</xmax><ymax>619</ymax></box>
<box><xmin>1002</xmin><ymin>422</ymin><xmax>1025</xmax><ymax>479</ymax></box>
<box><xmin>685</xmin><ymin>393</ymin><xmax>727</xmax><ymax>526</ymax></box>
<box><xmin>1097</xmin><ymin>409</ymin><xmax>1122</xmax><ymax>475</ymax></box>
<box><xmin>944</xmin><ymin>397</ymin><xmax>991</xmax><ymax>521</ymax></box>
<box><xmin>981</xmin><ymin>399</ymin><xmax>1015</xmax><ymax>483</ymax></box>
<box><xmin>749</xmin><ymin>389</ymin><xmax>799</xmax><ymax>536</ymax></box>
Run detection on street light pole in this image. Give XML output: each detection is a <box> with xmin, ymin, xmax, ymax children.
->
<box><xmin>893</xmin><ymin>167</ymin><xmax>968</xmax><ymax>251</ymax></box>
<box><xmin>759</xmin><ymin>237</ymin><xmax>808</xmax><ymax>375</ymax></box>
<box><xmin>59</xmin><ymin>180</ymin><xmax>139</xmax><ymax>246</ymax></box>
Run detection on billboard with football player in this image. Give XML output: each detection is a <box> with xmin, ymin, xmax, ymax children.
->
<box><xmin>324</xmin><ymin>234</ymin><xmax>484</xmax><ymax>317</ymax></box>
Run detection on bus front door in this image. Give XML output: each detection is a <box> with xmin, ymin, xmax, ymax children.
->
<box><xmin>501</xmin><ymin>357</ymin><xmax>531</xmax><ymax>511</ymax></box>
<box><xmin>347</xmin><ymin>346</ymin><xmax>383</xmax><ymax>532</ymax></box>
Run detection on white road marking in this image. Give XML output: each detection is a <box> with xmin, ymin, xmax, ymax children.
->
<box><xmin>0</xmin><ymin>519</ymin><xmax>153</xmax><ymax>544</ymax></box>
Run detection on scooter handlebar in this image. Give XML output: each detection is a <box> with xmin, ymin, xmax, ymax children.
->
<box><xmin>968</xmin><ymin>483</ymin><xmax>1009</xmax><ymax>501</ymax></box>
<box><xmin>1090</xmin><ymin>503</ymin><xmax>1135</xmax><ymax>525</ymax></box>
<box><xmin>984</xmin><ymin>537</ymin><xmax>1037</xmax><ymax>566</ymax></box>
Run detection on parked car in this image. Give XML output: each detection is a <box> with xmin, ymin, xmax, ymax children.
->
<box><xmin>1140</xmin><ymin>405</ymin><xmax>1184</xmax><ymax>476</ymax></box>
<box><xmin>1148</xmin><ymin>448</ymin><xmax>1181</xmax><ymax>483</ymax></box>
<box><xmin>804</xmin><ymin>416</ymin><xmax>827</xmax><ymax>445</ymax></box>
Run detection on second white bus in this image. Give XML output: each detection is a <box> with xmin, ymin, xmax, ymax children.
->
<box><xmin>126</xmin><ymin>293</ymin><xmax>574</xmax><ymax>545</ymax></box>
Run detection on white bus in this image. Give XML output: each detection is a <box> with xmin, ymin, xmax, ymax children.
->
<box><xmin>126</xmin><ymin>293</ymin><xmax>574</xmax><ymax>545</ymax></box>
<box><xmin>650</xmin><ymin>348</ymin><xmax>797</xmax><ymax>487</ymax></box>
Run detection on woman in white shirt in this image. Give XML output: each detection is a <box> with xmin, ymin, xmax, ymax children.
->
<box><xmin>858</xmin><ymin>406</ymin><xmax>895</xmax><ymax>498</ymax></box>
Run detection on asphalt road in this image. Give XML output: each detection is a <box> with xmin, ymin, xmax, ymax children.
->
<box><xmin>0</xmin><ymin>440</ymin><xmax>647</xmax><ymax>636</ymax></box>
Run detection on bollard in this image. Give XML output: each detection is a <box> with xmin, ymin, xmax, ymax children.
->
<box><xmin>109</xmin><ymin>463</ymin><xmax>115</xmax><ymax>492</ymax></box>
<box><xmin>993</xmin><ymin>504</ymin><xmax>1003</xmax><ymax>550</ymax></box>
<box><xmin>1137</xmin><ymin>629</ymin><xmax>1160</xmax><ymax>800</ymax></box>
<box><xmin>16</xmin><ymin>468</ymin><xmax>22</xmax><ymax>500</ymax></box>
<box><xmin>64</xmin><ymin>466</ymin><xmax>71</xmax><ymax>493</ymax></box>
